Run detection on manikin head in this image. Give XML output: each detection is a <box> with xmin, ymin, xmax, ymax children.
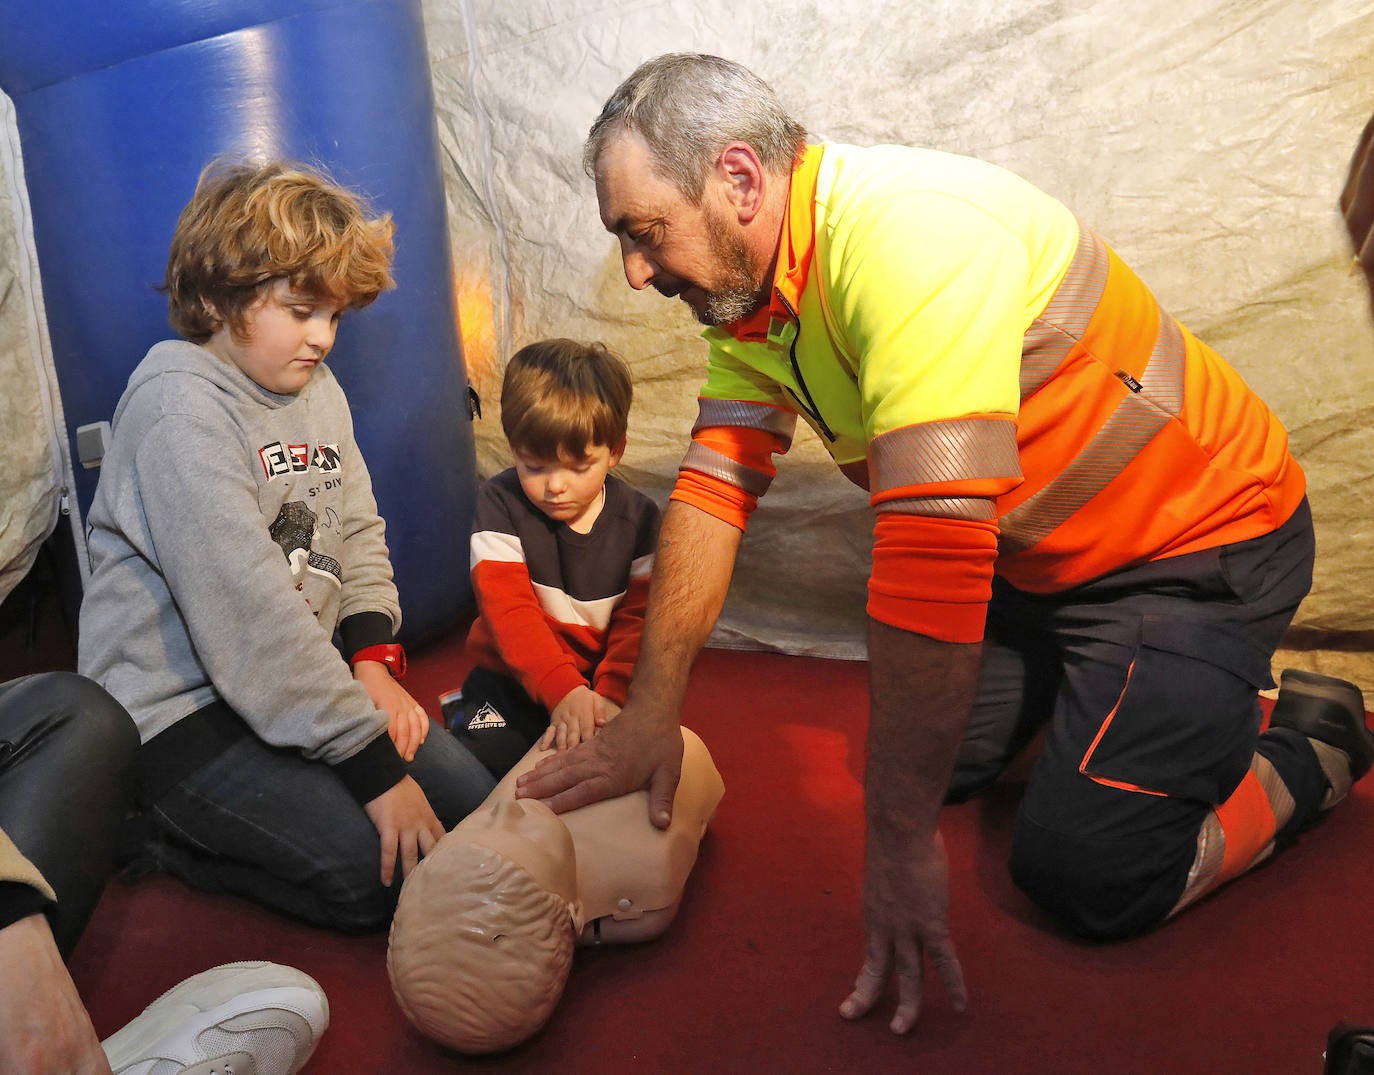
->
<box><xmin>388</xmin><ymin>728</ymin><xmax>724</xmax><ymax>1055</ymax></box>
<box><xmin>386</xmin><ymin>798</ymin><xmax>583</xmax><ymax>1055</ymax></box>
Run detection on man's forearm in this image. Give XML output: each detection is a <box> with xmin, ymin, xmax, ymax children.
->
<box><xmin>865</xmin><ymin>618</ymin><xmax>983</xmax><ymax>836</ymax></box>
<box><xmin>628</xmin><ymin>500</ymin><xmax>743</xmax><ymax>713</ymax></box>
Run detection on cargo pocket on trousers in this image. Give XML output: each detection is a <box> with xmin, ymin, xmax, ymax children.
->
<box><xmin>1079</xmin><ymin>614</ymin><xmax>1272</xmax><ymax>804</ymax></box>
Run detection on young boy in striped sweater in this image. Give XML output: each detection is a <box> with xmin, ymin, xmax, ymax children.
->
<box><xmin>452</xmin><ymin>339</ymin><xmax>661</xmax><ymax>778</ymax></box>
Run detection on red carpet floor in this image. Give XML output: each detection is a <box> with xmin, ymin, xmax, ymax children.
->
<box><xmin>6</xmin><ymin>580</ymin><xmax>1370</xmax><ymax>1074</ymax></box>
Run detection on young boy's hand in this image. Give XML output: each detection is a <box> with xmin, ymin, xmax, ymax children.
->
<box><xmin>597</xmin><ymin>697</ymin><xmax>622</xmax><ymax>725</ymax></box>
<box><xmin>363</xmin><ymin>776</ymin><xmax>445</xmax><ymax>887</ymax></box>
<box><xmin>353</xmin><ymin>661</ymin><xmax>430</xmax><ymax>762</ymax></box>
<box><xmin>541</xmin><ymin>685</ymin><xmax>606</xmax><ymax>752</ymax></box>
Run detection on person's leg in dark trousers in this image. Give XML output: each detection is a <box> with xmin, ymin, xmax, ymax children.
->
<box><xmin>965</xmin><ymin>502</ymin><xmax>1336</xmax><ymax>938</ymax></box>
<box><xmin>143</xmin><ymin>724</ymin><xmax>496</xmax><ymax>932</ymax></box>
<box><xmin>0</xmin><ymin>672</ymin><xmax>139</xmax><ymax>956</ymax></box>
<box><xmin>449</xmin><ymin>666</ymin><xmax>552</xmax><ymax>780</ymax></box>
<box><xmin>947</xmin><ymin>621</ymin><xmax>1062</xmax><ymax>803</ymax></box>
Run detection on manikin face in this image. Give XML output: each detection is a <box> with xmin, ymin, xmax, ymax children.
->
<box><xmin>451</xmin><ymin>796</ymin><xmax>579</xmax><ymax>908</ymax></box>
<box><xmin>204</xmin><ymin>279</ymin><xmax>342</xmax><ymax>395</ymax></box>
<box><xmin>595</xmin><ymin>129</ymin><xmax>769</xmax><ymax>326</ymax></box>
<box><xmin>513</xmin><ymin>442</ymin><xmax>623</xmax><ymax>533</ymax></box>
<box><xmin>388</xmin><ymin>802</ymin><xmax>579</xmax><ymax>1055</ymax></box>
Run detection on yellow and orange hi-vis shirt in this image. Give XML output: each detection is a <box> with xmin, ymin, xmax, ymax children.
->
<box><xmin>670</xmin><ymin>143</ymin><xmax>1305</xmax><ymax>643</ymax></box>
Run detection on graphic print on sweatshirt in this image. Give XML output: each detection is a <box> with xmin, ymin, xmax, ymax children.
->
<box><xmin>259</xmin><ymin>438</ymin><xmax>346</xmax><ymax>610</ymax></box>
<box><xmin>269</xmin><ymin>500</ymin><xmax>343</xmax><ymax>606</ymax></box>
<box><xmin>259</xmin><ymin>440</ymin><xmax>342</xmax><ymax>479</ymax></box>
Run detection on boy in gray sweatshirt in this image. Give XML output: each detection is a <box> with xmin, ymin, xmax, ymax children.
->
<box><xmin>78</xmin><ymin>161</ymin><xmax>495</xmax><ymax>931</ymax></box>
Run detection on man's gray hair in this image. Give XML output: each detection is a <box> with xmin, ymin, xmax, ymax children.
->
<box><xmin>584</xmin><ymin>53</ymin><xmax>808</xmax><ymax>201</ymax></box>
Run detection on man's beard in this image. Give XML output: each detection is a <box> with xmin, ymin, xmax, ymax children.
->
<box><xmin>695</xmin><ymin>210</ymin><xmax>770</xmax><ymax>327</ymax></box>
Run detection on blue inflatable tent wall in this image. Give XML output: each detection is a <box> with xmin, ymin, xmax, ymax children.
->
<box><xmin>0</xmin><ymin>0</ymin><xmax>478</xmax><ymax>642</ymax></box>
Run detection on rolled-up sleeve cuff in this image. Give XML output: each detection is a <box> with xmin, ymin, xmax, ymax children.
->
<box><xmin>0</xmin><ymin>881</ymin><xmax>53</xmax><ymax>934</ymax></box>
<box><xmin>331</xmin><ymin>733</ymin><xmax>407</xmax><ymax>804</ymax></box>
<box><xmin>536</xmin><ymin>665</ymin><xmax>591</xmax><ymax>712</ymax></box>
<box><xmin>867</xmin><ymin>591</ymin><xmax>990</xmax><ymax>642</ymax></box>
<box><xmin>669</xmin><ymin>469</ymin><xmax>754</xmax><ymax>530</ymax></box>
<box><xmin>339</xmin><ymin>611</ymin><xmax>395</xmax><ymax>662</ymax></box>
<box><xmin>867</xmin><ymin>512</ymin><xmax>998</xmax><ymax>643</ymax></box>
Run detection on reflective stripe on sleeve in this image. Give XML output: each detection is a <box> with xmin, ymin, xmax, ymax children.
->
<box><xmin>869</xmin><ymin>415</ymin><xmax>1021</xmax><ymax>498</ymax></box>
<box><xmin>680</xmin><ymin>441</ymin><xmax>774</xmax><ymax>499</ymax></box>
<box><xmin>693</xmin><ymin>398</ymin><xmax>797</xmax><ymax>447</ymax></box>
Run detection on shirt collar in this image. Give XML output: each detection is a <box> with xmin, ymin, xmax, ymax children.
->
<box><xmin>722</xmin><ymin>143</ymin><xmax>825</xmax><ymax>343</ymax></box>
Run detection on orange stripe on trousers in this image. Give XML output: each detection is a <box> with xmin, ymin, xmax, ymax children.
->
<box><xmin>1215</xmin><ymin>769</ymin><xmax>1278</xmax><ymax>884</ymax></box>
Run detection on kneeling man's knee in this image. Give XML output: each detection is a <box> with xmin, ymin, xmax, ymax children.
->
<box><xmin>1009</xmin><ymin>814</ymin><xmax>1189</xmax><ymax>941</ymax></box>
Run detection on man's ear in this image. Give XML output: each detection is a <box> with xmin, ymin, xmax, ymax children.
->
<box><xmin>608</xmin><ymin>440</ymin><xmax>627</xmax><ymax>467</ymax></box>
<box><xmin>717</xmin><ymin>142</ymin><xmax>766</xmax><ymax>224</ymax></box>
<box><xmin>201</xmin><ymin>297</ymin><xmax>223</xmax><ymax>329</ymax></box>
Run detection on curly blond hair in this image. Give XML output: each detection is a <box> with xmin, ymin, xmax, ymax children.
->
<box><xmin>164</xmin><ymin>160</ymin><xmax>394</xmax><ymax>342</ymax></box>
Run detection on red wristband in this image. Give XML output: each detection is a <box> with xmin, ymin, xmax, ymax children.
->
<box><xmin>351</xmin><ymin>643</ymin><xmax>406</xmax><ymax>680</ymax></box>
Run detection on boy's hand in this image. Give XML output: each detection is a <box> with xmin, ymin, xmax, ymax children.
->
<box><xmin>363</xmin><ymin>776</ymin><xmax>445</xmax><ymax>887</ymax></box>
<box><xmin>354</xmin><ymin>661</ymin><xmax>430</xmax><ymax>762</ymax></box>
<box><xmin>598</xmin><ymin>697</ymin><xmax>622</xmax><ymax>725</ymax></box>
<box><xmin>541</xmin><ymin>685</ymin><xmax>605</xmax><ymax>752</ymax></box>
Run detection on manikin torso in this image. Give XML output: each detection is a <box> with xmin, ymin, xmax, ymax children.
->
<box><xmin>454</xmin><ymin>725</ymin><xmax>724</xmax><ymax>941</ymax></box>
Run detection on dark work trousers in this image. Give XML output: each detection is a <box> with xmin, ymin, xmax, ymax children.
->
<box><xmin>948</xmin><ymin>498</ymin><xmax>1325</xmax><ymax>939</ymax></box>
<box><xmin>0</xmin><ymin>672</ymin><xmax>139</xmax><ymax>956</ymax></box>
<box><xmin>449</xmin><ymin>666</ymin><xmax>552</xmax><ymax>780</ymax></box>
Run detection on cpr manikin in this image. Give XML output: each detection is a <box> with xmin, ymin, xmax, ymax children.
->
<box><xmin>387</xmin><ymin>726</ymin><xmax>724</xmax><ymax>1054</ymax></box>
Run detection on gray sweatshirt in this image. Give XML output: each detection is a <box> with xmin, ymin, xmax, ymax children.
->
<box><xmin>79</xmin><ymin>340</ymin><xmax>401</xmax><ymax>774</ymax></box>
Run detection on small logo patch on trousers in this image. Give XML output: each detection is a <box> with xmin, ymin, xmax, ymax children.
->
<box><xmin>466</xmin><ymin>703</ymin><xmax>506</xmax><ymax>731</ymax></box>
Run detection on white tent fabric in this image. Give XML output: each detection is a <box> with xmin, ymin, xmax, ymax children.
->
<box><xmin>2</xmin><ymin>0</ymin><xmax>1371</xmax><ymax>688</ymax></box>
<box><xmin>0</xmin><ymin>91</ymin><xmax>74</xmax><ymax>605</ymax></box>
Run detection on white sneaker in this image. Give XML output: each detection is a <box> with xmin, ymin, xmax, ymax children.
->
<box><xmin>101</xmin><ymin>961</ymin><xmax>328</xmax><ymax>1075</ymax></box>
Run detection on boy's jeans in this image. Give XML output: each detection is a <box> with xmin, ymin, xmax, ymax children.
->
<box><xmin>140</xmin><ymin>727</ymin><xmax>495</xmax><ymax>931</ymax></box>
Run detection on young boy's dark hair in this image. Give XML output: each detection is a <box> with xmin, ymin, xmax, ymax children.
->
<box><xmin>499</xmin><ymin>338</ymin><xmax>634</xmax><ymax>459</ymax></box>
<box><xmin>164</xmin><ymin>160</ymin><xmax>395</xmax><ymax>343</ymax></box>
